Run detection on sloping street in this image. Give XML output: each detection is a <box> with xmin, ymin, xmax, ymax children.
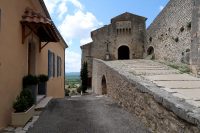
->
<box><xmin>28</xmin><ymin>94</ymin><xmax>150</xmax><ymax>133</ymax></box>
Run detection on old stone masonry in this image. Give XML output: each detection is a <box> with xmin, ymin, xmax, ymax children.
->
<box><xmin>81</xmin><ymin>0</ymin><xmax>200</xmax><ymax>132</ymax></box>
<box><xmin>81</xmin><ymin>0</ymin><xmax>200</xmax><ymax>86</ymax></box>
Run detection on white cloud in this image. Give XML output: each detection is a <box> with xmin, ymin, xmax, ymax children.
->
<box><xmin>57</xmin><ymin>1</ymin><xmax>68</xmax><ymax>19</ymax></box>
<box><xmin>65</xmin><ymin>50</ymin><xmax>81</xmax><ymax>72</ymax></box>
<box><xmin>68</xmin><ymin>0</ymin><xmax>83</xmax><ymax>10</ymax></box>
<box><xmin>80</xmin><ymin>37</ymin><xmax>92</xmax><ymax>46</ymax></box>
<box><xmin>58</xmin><ymin>10</ymin><xmax>102</xmax><ymax>43</ymax></box>
<box><xmin>44</xmin><ymin>0</ymin><xmax>59</xmax><ymax>14</ymax></box>
<box><xmin>67</xmin><ymin>40</ymin><xmax>73</xmax><ymax>46</ymax></box>
<box><xmin>44</xmin><ymin>0</ymin><xmax>102</xmax><ymax>72</ymax></box>
<box><xmin>159</xmin><ymin>6</ymin><xmax>164</xmax><ymax>11</ymax></box>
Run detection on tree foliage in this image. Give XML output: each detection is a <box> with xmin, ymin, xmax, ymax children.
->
<box><xmin>80</xmin><ymin>62</ymin><xmax>88</xmax><ymax>93</ymax></box>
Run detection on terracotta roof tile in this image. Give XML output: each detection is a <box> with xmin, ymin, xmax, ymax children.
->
<box><xmin>21</xmin><ymin>7</ymin><xmax>51</xmax><ymax>25</ymax></box>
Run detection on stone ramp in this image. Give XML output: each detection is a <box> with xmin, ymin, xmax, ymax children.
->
<box><xmin>93</xmin><ymin>59</ymin><xmax>200</xmax><ymax>132</ymax></box>
<box><xmin>106</xmin><ymin>60</ymin><xmax>200</xmax><ymax>108</ymax></box>
<box><xmin>107</xmin><ymin>59</ymin><xmax>179</xmax><ymax>76</ymax></box>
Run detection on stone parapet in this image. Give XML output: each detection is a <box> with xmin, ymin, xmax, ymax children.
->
<box><xmin>92</xmin><ymin>59</ymin><xmax>200</xmax><ymax>132</ymax></box>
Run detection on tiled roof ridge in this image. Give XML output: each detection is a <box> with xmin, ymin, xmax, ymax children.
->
<box><xmin>21</xmin><ymin>7</ymin><xmax>52</xmax><ymax>25</ymax></box>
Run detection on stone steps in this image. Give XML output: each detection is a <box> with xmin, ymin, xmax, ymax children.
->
<box><xmin>35</xmin><ymin>97</ymin><xmax>52</xmax><ymax>111</ymax></box>
<box><xmin>36</xmin><ymin>95</ymin><xmax>45</xmax><ymax>103</ymax></box>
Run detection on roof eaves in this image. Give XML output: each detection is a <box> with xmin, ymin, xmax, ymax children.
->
<box><xmin>38</xmin><ymin>0</ymin><xmax>68</xmax><ymax>48</ymax></box>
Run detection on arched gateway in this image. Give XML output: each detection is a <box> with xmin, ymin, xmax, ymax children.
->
<box><xmin>102</xmin><ymin>75</ymin><xmax>107</xmax><ymax>95</ymax></box>
<box><xmin>118</xmin><ymin>45</ymin><xmax>130</xmax><ymax>60</ymax></box>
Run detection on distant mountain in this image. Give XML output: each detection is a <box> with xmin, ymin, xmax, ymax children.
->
<box><xmin>66</xmin><ymin>72</ymin><xmax>80</xmax><ymax>80</ymax></box>
<box><xmin>66</xmin><ymin>72</ymin><xmax>80</xmax><ymax>76</ymax></box>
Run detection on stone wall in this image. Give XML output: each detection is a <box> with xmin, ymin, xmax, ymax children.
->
<box><xmin>146</xmin><ymin>0</ymin><xmax>193</xmax><ymax>63</ymax></box>
<box><xmin>91</xmin><ymin>13</ymin><xmax>146</xmax><ymax>60</ymax></box>
<box><xmin>82</xmin><ymin>13</ymin><xmax>146</xmax><ymax>80</ymax></box>
<box><xmin>190</xmin><ymin>0</ymin><xmax>200</xmax><ymax>74</ymax></box>
<box><xmin>92</xmin><ymin>59</ymin><xmax>200</xmax><ymax>132</ymax></box>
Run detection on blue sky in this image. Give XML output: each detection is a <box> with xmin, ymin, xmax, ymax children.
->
<box><xmin>44</xmin><ymin>0</ymin><xmax>169</xmax><ymax>72</ymax></box>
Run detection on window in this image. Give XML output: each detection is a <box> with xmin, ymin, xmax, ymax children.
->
<box><xmin>53</xmin><ymin>53</ymin><xmax>55</xmax><ymax>77</ymax></box>
<box><xmin>57</xmin><ymin>56</ymin><xmax>62</xmax><ymax>77</ymax></box>
<box><xmin>57</xmin><ymin>56</ymin><xmax>59</xmax><ymax>77</ymax></box>
<box><xmin>49</xmin><ymin>51</ymin><xmax>62</xmax><ymax>78</ymax></box>
<box><xmin>48</xmin><ymin>50</ymin><xmax>53</xmax><ymax>78</ymax></box>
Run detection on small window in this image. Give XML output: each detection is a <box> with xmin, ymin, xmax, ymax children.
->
<box><xmin>149</xmin><ymin>37</ymin><xmax>152</xmax><ymax>42</ymax></box>
<box><xmin>53</xmin><ymin>53</ymin><xmax>55</xmax><ymax>77</ymax></box>
<box><xmin>48</xmin><ymin>50</ymin><xmax>53</xmax><ymax>78</ymax></box>
<box><xmin>48</xmin><ymin>50</ymin><xmax>56</xmax><ymax>78</ymax></box>
<box><xmin>57</xmin><ymin>56</ymin><xmax>59</xmax><ymax>77</ymax></box>
<box><xmin>57</xmin><ymin>56</ymin><xmax>62</xmax><ymax>77</ymax></box>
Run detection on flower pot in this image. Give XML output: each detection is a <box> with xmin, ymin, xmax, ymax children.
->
<box><xmin>11</xmin><ymin>105</ymin><xmax>35</xmax><ymax>127</ymax></box>
<box><xmin>38</xmin><ymin>82</ymin><xmax>47</xmax><ymax>95</ymax></box>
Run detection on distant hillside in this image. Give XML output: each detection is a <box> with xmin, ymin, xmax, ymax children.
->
<box><xmin>66</xmin><ymin>72</ymin><xmax>80</xmax><ymax>80</ymax></box>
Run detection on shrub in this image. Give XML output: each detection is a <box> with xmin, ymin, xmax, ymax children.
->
<box><xmin>80</xmin><ymin>62</ymin><xmax>88</xmax><ymax>93</ymax></box>
<box><xmin>13</xmin><ymin>88</ymin><xmax>34</xmax><ymax>112</ymax></box>
<box><xmin>160</xmin><ymin>61</ymin><xmax>191</xmax><ymax>74</ymax></box>
<box><xmin>71</xmin><ymin>90</ymin><xmax>76</xmax><ymax>95</ymax></box>
<box><xmin>77</xmin><ymin>86</ymin><xmax>82</xmax><ymax>93</ymax></box>
<box><xmin>23</xmin><ymin>75</ymin><xmax>38</xmax><ymax>88</ymax></box>
<box><xmin>38</xmin><ymin>74</ymin><xmax>49</xmax><ymax>83</ymax></box>
<box><xmin>65</xmin><ymin>89</ymin><xmax>70</xmax><ymax>96</ymax></box>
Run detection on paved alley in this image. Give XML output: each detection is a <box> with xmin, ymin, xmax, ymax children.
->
<box><xmin>28</xmin><ymin>95</ymin><xmax>150</xmax><ymax>133</ymax></box>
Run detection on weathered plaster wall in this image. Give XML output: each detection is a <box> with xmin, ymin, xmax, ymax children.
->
<box><xmin>0</xmin><ymin>0</ymin><xmax>65</xmax><ymax>128</ymax></box>
<box><xmin>38</xmin><ymin>42</ymin><xmax>65</xmax><ymax>98</ymax></box>
<box><xmin>92</xmin><ymin>59</ymin><xmax>200</xmax><ymax>132</ymax></box>
<box><xmin>146</xmin><ymin>0</ymin><xmax>193</xmax><ymax>63</ymax></box>
<box><xmin>0</xmin><ymin>0</ymin><xmax>37</xmax><ymax>128</ymax></box>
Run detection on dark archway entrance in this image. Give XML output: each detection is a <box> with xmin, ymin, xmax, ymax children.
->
<box><xmin>118</xmin><ymin>45</ymin><xmax>130</xmax><ymax>60</ymax></box>
<box><xmin>147</xmin><ymin>46</ymin><xmax>155</xmax><ymax>59</ymax></box>
<box><xmin>102</xmin><ymin>75</ymin><xmax>107</xmax><ymax>95</ymax></box>
<box><xmin>147</xmin><ymin>46</ymin><xmax>154</xmax><ymax>55</ymax></box>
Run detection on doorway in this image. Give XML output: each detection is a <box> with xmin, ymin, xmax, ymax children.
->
<box><xmin>102</xmin><ymin>75</ymin><xmax>107</xmax><ymax>95</ymax></box>
<box><xmin>28</xmin><ymin>42</ymin><xmax>36</xmax><ymax>75</ymax></box>
<box><xmin>118</xmin><ymin>45</ymin><xmax>130</xmax><ymax>60</ymax></box>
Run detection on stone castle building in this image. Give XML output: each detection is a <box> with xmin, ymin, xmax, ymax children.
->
<box><xmin>81</xmin><ymin>0</ymin><xmax>200</xmax><ymax>86</ymax></box>
<box><xmin>81</xmin><ymin>12</ymin><xmax>147</xmax><ymax>85</ymax></box>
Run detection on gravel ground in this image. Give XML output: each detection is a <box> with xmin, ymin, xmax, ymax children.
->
<box><xmin>28</xmin><ymin>94</ymin><xmax>150</xmax><ymax>133</ymax></box>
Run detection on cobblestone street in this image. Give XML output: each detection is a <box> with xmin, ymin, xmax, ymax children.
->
<box><xmin>28</xmin><ymin>94</ymin><xmax>150</xmax><ymax>133</ymax></box>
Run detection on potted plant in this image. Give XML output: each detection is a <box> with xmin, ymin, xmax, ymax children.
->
<box><xmin>23</xmin><ymin>75</ymin><xmax>38</xmax><ymax>103</ymax></box>
<box><xmin>12</xmin><ymin>88</ymin><xmax>35</xmax><ymax>126</ymax></box>
<box><xmin>38</xmin><ymin>74</ymin><xmax>49</xmax><ymax>95</ymax></box>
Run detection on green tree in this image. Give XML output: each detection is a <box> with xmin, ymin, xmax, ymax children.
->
<box><xmin>80</xmin><ymin>62</ymin><xmax>88</xmax><ymax>93</ymax></box>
